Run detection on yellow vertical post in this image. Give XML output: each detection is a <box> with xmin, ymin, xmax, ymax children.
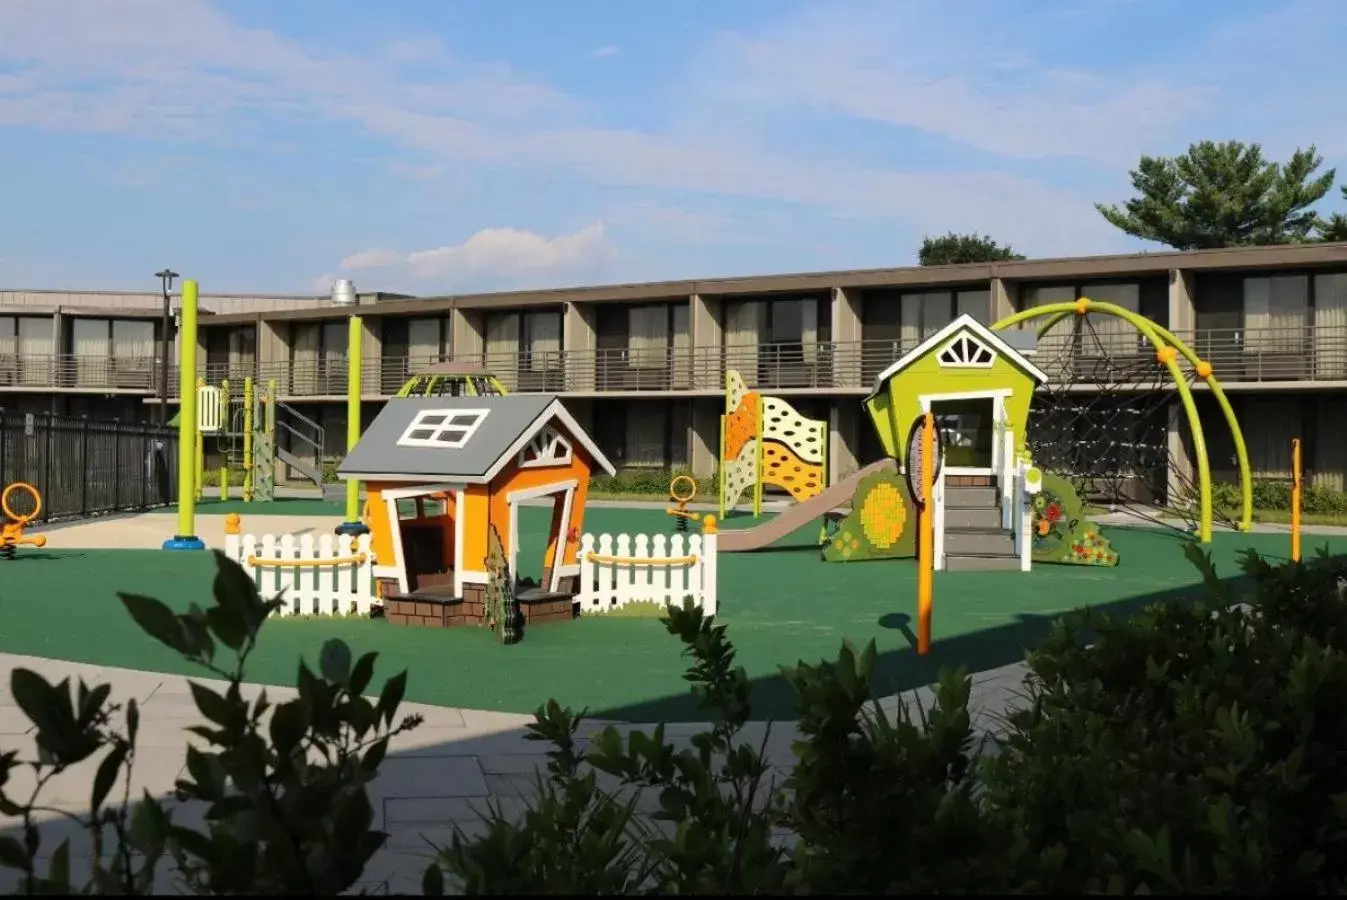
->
<box><xmin>242</xmin><ymin>377</ymin><xmax>254</xmax><ymax>502</ymax></box>
<box><xmin>336</xmin><ymin>313</ymin><xmax>370</xmax><ymax>536</ymax></box>
<box><xmin>219</xmin><ymin>378</ymin><xmax>230</xmax><ymax>500</ymax></box>
<box><xmin>1291</xmin><ymin>438</ymin><xmax>1302</xmax><ymax>563</ymax></box>
<box><xmin>917</xmin><ymin>412</ymin><xmax>935</xmax><ymax>657</ymax></box>
<box><xmin>164</xmin><ymin>280</ymin><xmax>205</xmax><ymax>550</ymax></box>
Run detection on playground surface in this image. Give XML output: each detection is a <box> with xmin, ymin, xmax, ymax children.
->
<box><xmin>5</xmin><ymin>503</ymin><xmax>1327</xmax><ymax>722</ymax></box>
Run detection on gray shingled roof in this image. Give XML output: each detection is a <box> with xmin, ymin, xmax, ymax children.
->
<box><xmin>337</xmin><ymin>395</ymin><xmax>556</xmax><ymax>480</ymax></box>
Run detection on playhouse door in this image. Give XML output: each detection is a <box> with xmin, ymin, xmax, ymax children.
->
<box><xmin>930</xmin><ymin>397</ymin><xmax>994</xmax><ymax>472</ymax></box>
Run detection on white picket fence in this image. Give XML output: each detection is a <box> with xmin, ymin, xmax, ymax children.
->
<box><xmin>577</xmin><ymin>532</ymin><xmax>718</xmax><ymax>616</ymax></box>
<box><xmin>222</xmin><ymin>533</ymin><xmax>379</xmax><ymax>617</ymax></box>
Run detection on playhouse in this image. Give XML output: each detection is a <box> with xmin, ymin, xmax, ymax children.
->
<box><xmin>336</xmin><ymin>394</ymin><xmax>615</xmax><ymax>626</ymax></box>
<box><xmin>864</xmin><ymin>314</ymin><xmax>1046</xmax><ymax>485</ymax></box>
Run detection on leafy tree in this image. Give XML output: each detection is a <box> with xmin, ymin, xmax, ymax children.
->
<box><xmin>1096</xmin><ymin>140</ymin><xmax>1336</xmax><ymax>249</ymax></box>
<box><xmin>918</xmin><ymin>232</ymin><xmax>1025</xmax><ymax>266</ymax></box>
<box><xmin>1318</xmin><ymin>186</ymin><xmax>1347</xmax><ymax>242</ymax></box>
<box><xmin>0</xmin><ymin>552</ymin><xmax>420</xmax><ymax>895</ymax></box>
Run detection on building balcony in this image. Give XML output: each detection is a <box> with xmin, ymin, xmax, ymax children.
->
<box><xmin>8</xmin><ymin>325</ymin><xmax>1345</xmax><ymax>400</ymax></box>
<box><xmin>0</xmin><ymin>354</ymin><xmax>160</xmax><ymax>392</ymax></box>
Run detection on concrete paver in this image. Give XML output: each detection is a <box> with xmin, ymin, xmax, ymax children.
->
<box><xmin>0</xmin><ymin>650</ymin><xmax>1036</xmax><ymax>893</ymax></box>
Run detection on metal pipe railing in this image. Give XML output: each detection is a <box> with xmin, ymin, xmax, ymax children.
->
<box><xmin>4</xmin><ymin>324</ymin><xmax>1345</xmax><ymax>395</ymax></box>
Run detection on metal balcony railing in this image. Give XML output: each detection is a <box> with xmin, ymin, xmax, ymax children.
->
<box><xmin>6</xmin><ymin>325</ymin><xmax>1347</xmax><ymax>396</ymax></box>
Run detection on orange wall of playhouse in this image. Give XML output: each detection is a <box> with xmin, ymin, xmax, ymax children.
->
<box><xmin>480</xmin><ymin>440</ymin><xmax>595</xmax><ymax>574</ymax></box>
<box><xmin>365</xmin><ymin>484</ymin><xmax>459</xmax><ymax>573</ymax></box>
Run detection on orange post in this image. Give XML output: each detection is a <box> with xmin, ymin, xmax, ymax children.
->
<box><xmin>917</xmin><ymin>412</ymin><xmax>935</xmax><ymax>656</ymax></box>
<box><xmin>1291</xmin><ymin>438</ymin><xmax>1302</xmax><ymax>563</ymax></box>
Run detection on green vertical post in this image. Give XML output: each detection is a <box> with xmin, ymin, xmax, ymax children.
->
<box><xmin>336</xmin><ymin>313</ymin><xmax>369</xmax><ymax>536</ymax></box>
<box><xmin>164</xmin><ymin>280</ymin><xmax>205</xmax><ymax>550</ymax></box>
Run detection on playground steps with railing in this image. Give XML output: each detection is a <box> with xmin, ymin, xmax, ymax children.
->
<box><xmin>942</xmin><ymin>482</ymin><xmax>1019</xmax><ymax>572</ymax></box>
<box><xmin>273</xmin><ymin>400</ymin><xmax>344</xmax><ymax>501</ymax></box>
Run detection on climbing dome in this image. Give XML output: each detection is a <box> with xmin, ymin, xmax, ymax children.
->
<box><xmin>991</xmin><ymin>298</ymin><xmax>1254</xmax><ymax>542</ymax></box>
<box><xmin>1019</xmin><ymin>313</ymin><xmax>1225</xmax><ymax>533</ymax></box>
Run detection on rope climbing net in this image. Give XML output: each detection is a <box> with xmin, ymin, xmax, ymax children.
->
<box><xmin>1022</xmin><ymin>314</ymin><xmax>1239</xmax><ymax>536</ymax></box>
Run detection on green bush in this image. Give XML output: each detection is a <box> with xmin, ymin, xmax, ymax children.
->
<box><xmin>430</xmin><ymin>546</ymin><xmax>1347</xmax><ymax>894</ymax></box>
<box><xmin>1200</xmin><ymin>480</ymin><xmax>1347</xmax><ymax>518</ymax></box>
<box><xmin>588</xmin><ymin>468</ymin><xmax>711</xmax><ymax>498</ymax></box>
<box><xmin>0</xmin><ymin>553</ymin><xmax>420</xmax><ymax>895</ymax></box>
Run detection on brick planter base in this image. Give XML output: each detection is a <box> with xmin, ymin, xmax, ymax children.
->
<box><xmin>381</xmin><ymin>582</ymin><xmax>576</xmax><ymax>629</ymax></box>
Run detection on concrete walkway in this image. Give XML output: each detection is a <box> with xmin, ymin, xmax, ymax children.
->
<box><xmin>0</xmin><ymin>652</ymin><xmax>1032</xmax><ymax>894</ymax></box>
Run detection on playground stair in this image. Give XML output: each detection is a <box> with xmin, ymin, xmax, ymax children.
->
<box><xmin>274</xmin><ymin>401</ymin><xmax>340</xmax><ymax>499</ymax></box>
<box><xmin>942</xmin><ymin>483</ymin><xmax>1019</xmax><ymax>572</ymax></box>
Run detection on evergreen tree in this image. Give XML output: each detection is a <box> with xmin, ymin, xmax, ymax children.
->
<box><xmin>1096</xmin><ymin>140</ymin><xmax>1335</xmax><ymax>249</ymax></box>
<box><xmin>918</xmin><ymin>232</ymin><xmax>1025</xmax><ymax>266</ymax></box>
<box><xmin>1318</xmin><ymin>186</ymin><xmax>1347</xmax><ymax>242</ymax></box>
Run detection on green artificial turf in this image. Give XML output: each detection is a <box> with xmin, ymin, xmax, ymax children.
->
<box><xmin>1</xmin><ymin>506</ymin><xmax>1332</xmax><ymax>722</ymax></box>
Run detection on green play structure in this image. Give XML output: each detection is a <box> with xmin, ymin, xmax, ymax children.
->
<box><xmin>822</xmin><ymin>301</ymin><xmax>1257</xmax><ymax>570</ymax></box>
<box><xmin>818</xmin><ymin>305</ymin><xmax>1262</xmax><ymax>570</ymax></box>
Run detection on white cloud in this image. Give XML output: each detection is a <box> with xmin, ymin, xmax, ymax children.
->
<box><xmin>3</xmin><ymin>0</ymin><xmax>1339</xmax><ymax>270</ymax></box>
<box><xmin>590</xmin><ymin>45</ymin><xmax>620</xmax><ymax>59</ymax></box>
<box><xmin>336</xmin><ymin>224</ymin><xmax>617</xmax><ymax>289</ymax></box>
<box><xmin>686</xmin><ymin>2</ymin><xmax>1213</xmax><ymax>166</ymax></box>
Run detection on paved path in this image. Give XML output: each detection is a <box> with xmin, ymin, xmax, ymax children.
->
<box><xmin>0</xmin><ymin>652</ymin><xmax>1032</xmax><ymax>894</ymax></box>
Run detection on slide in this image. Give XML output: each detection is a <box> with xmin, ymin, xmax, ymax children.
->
<box><xmin>718</xmin><ymin>458</ymin><xmax>897</xmax><ymax>552</ymax></box>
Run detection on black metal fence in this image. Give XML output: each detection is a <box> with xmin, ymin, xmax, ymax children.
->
<box><xmin>0</xmin><ymin>410</ymin><xmax>180</xmax><ymax>523</ymax></box>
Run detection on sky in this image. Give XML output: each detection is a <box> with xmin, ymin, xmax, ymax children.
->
<box><xmin>0</xmin><ymin>0</ymin><xmax>1344</xmax><ymax>296</ymax></box>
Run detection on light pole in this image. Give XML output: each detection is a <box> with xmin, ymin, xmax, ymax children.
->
<box><xmin>155</xmin><ymin>269</ymin><xmax>179</xmax><ymax>425</ymax></box>
<box><xmin>332</xmin><ymin>279</ymin><xmax>369</xmax><ymax>536</ymax></box>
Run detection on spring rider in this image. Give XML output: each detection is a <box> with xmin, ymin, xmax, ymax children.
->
<box><xmin>1</xmin><ymin>482</ymin><xmax>47</xmax><ymax>560</ymax></box>
<box><xmin>665</xmin><ymin>475</ymin><xmax>703</xmax><ymax>533</ymax></box>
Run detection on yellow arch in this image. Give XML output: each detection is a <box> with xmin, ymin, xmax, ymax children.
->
<box><xmin>992</xmin><ymin>299</ymin><xmax>1254</xmax><ymax>542</ymax></box>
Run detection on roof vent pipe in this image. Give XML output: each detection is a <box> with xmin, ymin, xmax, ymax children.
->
<box><xmin>331</xmin><ymin>279</ymin><xmax>358</xmax><ymax>307</ymax></box>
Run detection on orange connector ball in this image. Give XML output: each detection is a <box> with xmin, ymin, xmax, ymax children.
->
<box><xmin>1155</xmin><ymin>345</ymin><xmax>1178</xmax><ymax>365</ymax></box>
<box><xmin>1074</xmin><ymin>297</ymin><xmax>1091</xmax><ymax>315</ymax></box>
<box><xmin>1196</xmin><ymin>360</ymin><xmax>1214</xmax><ymax>379</ymax></box>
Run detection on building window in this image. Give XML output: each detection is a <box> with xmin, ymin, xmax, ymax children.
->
<box><xmin>524</xmin><ymin>311</ymin><xmax>562</xmax><ymax>372</ymax></box>
<box><xmin>1079</xmin><ymin>282</ymin><xmax>1141</xmax><ymax>355</ymax></box>
<box><xmin>628</xmin><ymin>305</ymin><xmax>669</xmax><ymax>370</ymax></box>
<box><xmin>397</xmin><ymin>409</ymin><xmax>489</xmax><ymax>449</ymax></box>
<box><xmin>1244</xmin><ymin>275</ymin><xmax>1308</xmax><ymax>352</ymax></box>
<box><xmin>68</xmin><ymin>317</ymin><xmax>155</xmax><ymax>386</ymax></box>
<box><xmin>407</xmin><ymin>317</ymin><xmax>449</xmax><ymax>368</ymax></box>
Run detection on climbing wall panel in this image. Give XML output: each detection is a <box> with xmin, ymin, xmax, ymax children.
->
<box><xmin>723</xmin><ymin>390</ymin><xmax>760</xmax><ymax>461</ymax></box>
<box><xmin>1030</xmin><ymin>472</ymin><xmax>1119</xmax><ymax>567</ymax></box>
<box><xmin>761</xmin><ymin>443</ymin><xmax>825</xmax><ymax>501</ymax></box>
<box><xmin>720</xmin><ymin>370</ymin><xmax>761</xmax><ymax>515</ymax></box>
<box><xmin>761</xmin><ymin>396</ymin><xmax>826</xmax><ymax>465</ymax></box>
<box><xmin>822</xmin><ymin>470</ymin><xmax>917</xmax><ymax>562</ymax></box>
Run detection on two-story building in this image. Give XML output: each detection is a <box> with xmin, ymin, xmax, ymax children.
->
<box><xmin>3</xmin><ymin>242</ymin><xmax>1345</xmax><ymax>496</ymax></box>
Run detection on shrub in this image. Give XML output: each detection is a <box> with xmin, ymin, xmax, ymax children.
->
<box><xmin>0</xmin><ymin>552</ymin><xmax>420</xmax><ymax>895</ymax></box>
<box><xmin>432</xmin><ymin>545</ymin><xmax>1347</xmax><ymax>894</ymax></box>
<box><xmin>588</xmin><ymin>467</ymin><xmax>714</xmax><ymax>498</ymax></box>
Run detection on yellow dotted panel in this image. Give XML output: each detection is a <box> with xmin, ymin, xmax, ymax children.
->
<box><xmin>859</xmin><ymin>482</ymin><xmax>907</xmax><ymax>550</ymax></box>
<box><xmin>761</xmin><ymin>443</ymin><xmax>824</xmax><ymax>502</ymax></box>
<box><xmin>761</xmin><ymin>396</ymin><xmax>826</xmax><ymax>465</ymax></box>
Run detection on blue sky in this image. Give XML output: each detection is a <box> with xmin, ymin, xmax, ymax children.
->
<box><xmin>0</xmin><ymin>0</ymin><xmax>1343</xmax><ymax>294</ymax></box>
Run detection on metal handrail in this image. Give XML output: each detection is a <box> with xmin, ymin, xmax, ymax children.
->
<box><xmin>5</xmin><ymin>324</ymin><xmax>1347</xmax><ymax>395</ymax></box>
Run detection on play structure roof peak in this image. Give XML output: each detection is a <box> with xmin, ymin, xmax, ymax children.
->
<box><xmin>337</xmin><ymin>394</ymin><xmax>615</xmax><ymax>484</ymax></box>
<box><xmin>865</xmin><ymin>313</ymin><xmax>1047</xmax><ymax>400</ymax></box>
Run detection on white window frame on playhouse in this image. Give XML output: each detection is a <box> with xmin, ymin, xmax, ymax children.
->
<box><xmin>517</xmin><ymin>426</ymin><xmax>574</xmax><ymax>469</ymax></box>
<box><xmin>378</xmin><ymin>483</ymin><xmax>467</xmax><ymax>596</ymax></box>
<box><xmin>396</xmin><ymin>409</ymin><xmax>490</xmax><ymax>449</ymax></box>
<box><xmin>936</xmin><ymin>332</ymin><xmax>998</xmax><ymax>368</ymax></box>
<box><xmin>917</xmin><ymin>388</ymin><xmax>1014</xmax><ymax>476</ymax></box>
<box><xmin>505</xmin><ymin>480</ymin><xmax>579</xmax><ymax>594</ymax></box>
